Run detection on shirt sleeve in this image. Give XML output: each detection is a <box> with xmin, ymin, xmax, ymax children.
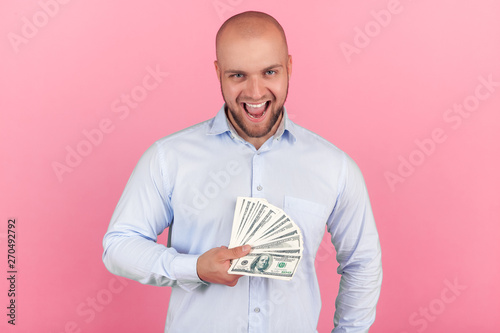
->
<box><xmin>326</xmin><ymin>153</ymin><xmax>383</xmax><ymax>333</ymax></box>
<box><xmin>102</xmin><ymin>142</ymin><xmax>205</xmax><ymax>292</ymax></box>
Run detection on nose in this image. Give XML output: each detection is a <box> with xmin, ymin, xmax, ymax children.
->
<box><xmin>246</xmin><ymin>76</ymin><xmax>265</xmax><ymax>100</ymax></box>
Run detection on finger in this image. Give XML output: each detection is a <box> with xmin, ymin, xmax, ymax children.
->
<box><xmin>225</xmin><ymin>245</ymin><xmax>251</xmax><ymax>259</ymax></box>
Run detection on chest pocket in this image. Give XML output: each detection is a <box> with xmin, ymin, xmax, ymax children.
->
<box><xmin>283</xmin><ymin>196</ymin><xmax>329</xmax><ymax>257</ymax></box>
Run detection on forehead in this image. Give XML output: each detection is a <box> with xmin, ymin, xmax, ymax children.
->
<box><xmin>217</xmin><ymin>30</ymin><xmax>287</xmax><ymax>71</ymax></box>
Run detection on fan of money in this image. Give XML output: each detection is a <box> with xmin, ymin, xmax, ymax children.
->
<box><xmin>227</xmin><ymin>197</ymin><xmax>303</xmax><ymax>280</ymax></box>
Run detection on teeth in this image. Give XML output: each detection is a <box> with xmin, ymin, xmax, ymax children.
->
<box><xmin>245</xmin><ymin>101</ymin><xmax>267</xmax><ymax>108</ymax></box>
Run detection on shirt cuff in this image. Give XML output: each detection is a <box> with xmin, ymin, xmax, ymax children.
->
<box><xmin>171</xmin><ymin>253</ymin><xmax>207</xmax><ymax>292</ymax></box>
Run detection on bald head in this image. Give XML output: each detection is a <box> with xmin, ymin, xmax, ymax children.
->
<box><xmin>216</xmin><ymin>11</ymin><xmax>288</xmax><ymax>61</ymax></box>
<box><xmin>213</xmin><ymin>11</ymin><xmax>292</xmax><ymax>149</ymax></box>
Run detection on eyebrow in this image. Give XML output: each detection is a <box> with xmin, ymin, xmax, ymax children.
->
<box><xmin>224</xmin><ymin>64</ymin><xmax>283</xmax><ymax>75</ymax></box>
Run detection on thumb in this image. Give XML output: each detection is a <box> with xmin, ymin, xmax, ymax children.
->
<box><xmin>226</xmin><ymin>245</ymin><xmax>251</xmax><ymax>259</ymax></box>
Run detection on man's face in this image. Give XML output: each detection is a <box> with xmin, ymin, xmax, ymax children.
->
<box><xmin>256</xmin><ymin>255</ymin><xmax>270</xmax><ymax>271</ymax></box>
<box><xmin>215</xmin><ymin>26</ymin><xmax>292</xmax><ymax>146</ymax></box>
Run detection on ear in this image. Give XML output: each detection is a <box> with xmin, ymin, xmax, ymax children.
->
<box><xmin>287</xmin><ymin>55</ymin><xmax>292</xmax><ymax>79</ymax></box>
<box><xmin>214</xmin><ymin>60</ymin><xmax>221</xmax><ymax>81</ymax></box>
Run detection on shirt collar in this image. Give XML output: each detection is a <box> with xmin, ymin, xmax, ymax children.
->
<box><xmin>207</xmin><ymin>104</ymin><xmax>297</xmax><ymax>143</ymax></box>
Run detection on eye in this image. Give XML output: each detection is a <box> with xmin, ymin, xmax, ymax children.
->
<box><xmin>265</xmin><ymin>70</ymin><xmax>276</xmax><ymax>75</ymax></box>
<box><xmin>231</xmin><ymin>73</ymin><xmax>244</xmax><ymax>78</ymax></box>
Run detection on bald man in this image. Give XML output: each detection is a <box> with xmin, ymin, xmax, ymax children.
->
<box><xmin>103</xmin><ymin>11</ymin><xmax>382</xmax><ymax>333</ymax></box>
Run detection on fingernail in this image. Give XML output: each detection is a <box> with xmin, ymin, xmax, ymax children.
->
<box><xmin>242</xmin><ymin>245</ymin><xmax>250</xmax><ymax>252</ymax></box>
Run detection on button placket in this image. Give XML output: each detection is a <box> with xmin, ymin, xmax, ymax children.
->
<box><xmin>251</xmin><ymin>153</ymin><xmax>264</xmax><ymax>198</ymax></box>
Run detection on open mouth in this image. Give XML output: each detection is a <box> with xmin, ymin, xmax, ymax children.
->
<box><xmin>242</xmin><ymin>101</ymin><xmax>270</xmax><ymax>120</ymax></box>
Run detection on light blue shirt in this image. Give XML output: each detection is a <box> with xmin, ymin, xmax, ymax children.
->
<box><xmin>102</xmin><ymin>105</ymin><xmax>382</xmax><ymax>333</ymax></box>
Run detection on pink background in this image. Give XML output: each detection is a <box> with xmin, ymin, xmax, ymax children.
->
<box><xmin>2</xmin><ymin>0</ymin><xmax>499</xmax><ymax>332</ymax></box>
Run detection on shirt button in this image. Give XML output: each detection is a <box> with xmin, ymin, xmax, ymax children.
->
<box><xmin>257</xmin><ymin>185</ymin><xmax>263</xmax><ymax>191</ymax></box>
<box><xmin>254</xmin><ymin>307</ymin><xmax>260</xmax><ymax>313</ymax></box>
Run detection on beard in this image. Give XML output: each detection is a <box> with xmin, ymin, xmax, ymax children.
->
<box><xmin>226</xmin><ymin>101</ymin><xmax>284</xmax><ymax>139</ymax></box>
<box><xmin>222</xmin><ymin>81</ymin><xmax>289</xmax><ymax>139</ymax></box>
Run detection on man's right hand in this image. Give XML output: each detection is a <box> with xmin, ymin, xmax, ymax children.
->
<box><xmin>196</xmin><ymin>245</ymin><xmax>251</xmax><ymax>286</ymax></box>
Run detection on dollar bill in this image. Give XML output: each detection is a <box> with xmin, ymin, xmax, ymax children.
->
<box><xmin>227</xmin><ymin>197</ymin><xmax>303</xmax><ymax>280</ymax></box>
<box><xmin>228</xmin><ymin>253</ymin><xmax>301</xmax><ymax>281</ymax></box>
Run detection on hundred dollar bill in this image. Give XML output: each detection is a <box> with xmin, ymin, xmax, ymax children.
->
<box><xmin>228</xmin><ymin>197</ymin><xmax>303</xmax><ymax>280</ymax></box>
<box><xmin>228</xmin><ymin>253</ymin><xmax>301</xmax><ymax>281</ymax></box>
<box><xmin>252</xmin><ymin>235</ymin><xmax>302</xmax><ymax>251</ymax></box>
<box><xmin>230</xmin><ymin>197</ymin><xmax>269</xmax><ymax>248</ymax></box>
<box><xmin>249</xmin><ymin>214</ymin><xmax>292</xmax><ymax>244</ymax></box>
